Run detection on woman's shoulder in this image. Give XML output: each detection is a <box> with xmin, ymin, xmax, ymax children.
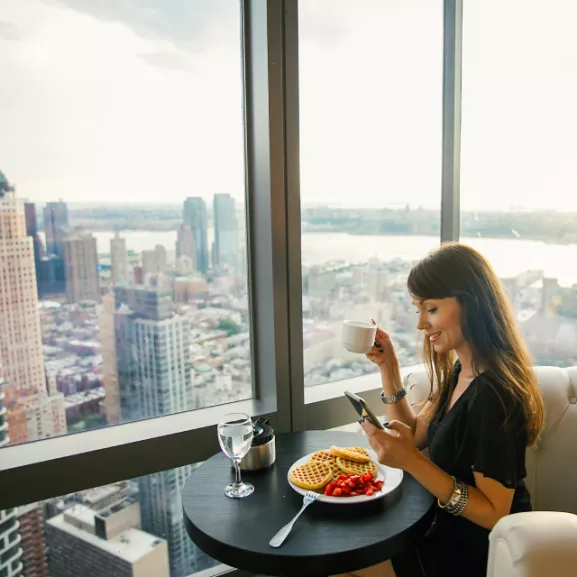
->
<box><xmin>468</xmin><ymin>371</ymin><xmax>526</xmax><ymax>430</ymax></box>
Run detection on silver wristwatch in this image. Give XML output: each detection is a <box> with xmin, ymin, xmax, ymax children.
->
<box><xmin>380</xmin><ymin>387</ymin><xmax>407</xmax><ymax>404</ymax></box>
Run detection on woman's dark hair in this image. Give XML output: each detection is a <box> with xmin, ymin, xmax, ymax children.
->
<box><xmin>407</xmin><ymin>242</ymin><xmax>544</xmax><ymax>445</ymax></box>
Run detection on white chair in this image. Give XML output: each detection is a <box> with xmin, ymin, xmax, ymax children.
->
<box><xmin>403</xmin><ymin>365</ymin><xmax>577</xmax><ymax>577</ymax></box>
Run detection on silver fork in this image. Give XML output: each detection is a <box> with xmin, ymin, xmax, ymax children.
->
<box><xmin>269</xmin><ymin>491</ymin><xmax>319</xmax><ymax>548</ymax></box>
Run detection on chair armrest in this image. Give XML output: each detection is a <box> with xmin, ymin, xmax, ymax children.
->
<box><xmin>487</xmin><ymin>511</ymin><xmax>577</xmax><ymax>577</ymax></box>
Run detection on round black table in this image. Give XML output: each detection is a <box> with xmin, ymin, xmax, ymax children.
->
<box><xmin>183</xmin><ymin>431</ymin><xmax>435</xmax><ymax>577</ymax></box>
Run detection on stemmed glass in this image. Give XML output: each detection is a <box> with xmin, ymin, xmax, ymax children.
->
<box><xmin>217</xmin><ymin>413</ymin><xmax>255</xmax><ymax>499</ymax></box>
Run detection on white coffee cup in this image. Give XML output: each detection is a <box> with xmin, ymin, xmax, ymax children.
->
<box><xmin>341</xmin><ymin>320</ymin><xmax>377</xmax><ymax>354</ymax></box>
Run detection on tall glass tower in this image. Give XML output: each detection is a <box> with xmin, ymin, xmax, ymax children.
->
<box><xmin>183</xmin><ymin>197</ymin><xmax>209</xmax><ymax>274</ymax></box>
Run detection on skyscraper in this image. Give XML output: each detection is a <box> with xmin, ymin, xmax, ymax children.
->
<box><xmin>0</xmin><ymin>506</ymin><xmax>23</xmax><ymax>577</ymax></box>
<box><xmin>99</xmin><ymin>292</ymin><xmax>121</xmax><ymax>425</ymax></box>
<box><xmin>183</xmin><ymin>197</ymin><xmax>209</xmax><ymax>274</ymax></box>
<box><xmin>175</xmin><ymin>223</ymin><xmax>195</xmax><ymax>263</ymax></box>
<box><xmin>141</xmin><ymin>245</ymin><xmax>167</xmax><ymax>278</ymax></box>
<box><xmin>17</xmin><ymin>503</ymin><xmax>49</xmax><ymax>577</ymax></box>
<box><xmin>37</xmin><ymin>255</ymin><xmax>66</xmax><ymax>296</ymax></box>
<box><xmin>0</xmin><ymin>172</ymin><xmax>46</xmax><ymax>398</ymax></box>
<box><xmin>110</xmin><ymin>232</ymin><xmax>128</xmax><ymax>286</ymax></box>
<box><xmin>113</xmin><ymin>286</ymin><xmax>194</xmax><ymax>423</ymax></box>
<box><xmin>23</xmin><ymin>202</ymin><xmax>37</xmax><ymax>237</ymax></box>
<box><xmin>24</xmin><ymin>202</ymin><xmax>53</xmax><ymax>298</ymax></box>
<box><xmin>111</xmin><ymin>286</ymin><xmax>204</xmax><ymax>576</ymax></box>
<box><xmin>0</xmin><ymin>176</ymin><xmax>64</xmax><ymax>573</ymax></box>
<box><xmin>24</xmin><ymin>202</ymin><xmax>43</xmax><ymax>267</ymax></box>
<box><xmin>139</xmin><ymin>466</ymin><xmax>214</xmax><ymax>577</ymax></box>
<box><xmin>213</xmin><ymin>193</ymin><xmax>238</xmax><ymax>270</ymax></box>
<box><xmin>43</xmin><ymin>201</ymin><xmax>69</xmax><ymax>258</ymax></box>
<box><xmin>63</xmin><ymin>229</ymin><xmax>100</xmax><ymax>303</ymax></box>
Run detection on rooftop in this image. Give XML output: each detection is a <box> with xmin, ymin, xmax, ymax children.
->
<box><xmin>48</xmin><ymin>505</ymin><xmax>165</xmax><ymax>563</ymax></box>
<box><xmin>81</xmin><ymin>484</ymin><xmax>125</xmax><ymax>508</ymax></box>
<box><xmin>63</xmin><ymin>387</ymin><xmax>105</xmax><ymax>409</ymax></box>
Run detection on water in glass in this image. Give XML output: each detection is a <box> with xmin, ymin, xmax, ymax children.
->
<box><xmin>218</xmin><ymin>421</ymin><xmax>253</xmax><ymax>461</ymax></box>
<box><xmin>217</xmin><ymin>413</ymin><xmax>255</xmax><ymax>499</ymax></box>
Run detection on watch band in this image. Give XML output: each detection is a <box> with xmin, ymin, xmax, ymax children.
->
<box><xmin>380</xmin><ymin>387</ymin><xmax>407</xmax><ymax>404</ymax></box>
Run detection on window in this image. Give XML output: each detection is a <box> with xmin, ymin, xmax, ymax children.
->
<box><xmin>299</xmin><ymin>0</ymin><xmax>443</xmax><ymax>389</ymax></box>
<box><xmin>0</xmin><ymin>0</ymin><xmax>252</xmax><ymax>445</ymax></box>
<box><xmin>461</xmin><ymin>0</ymin><xmax>577</xmax><ymax>367</ymax></box>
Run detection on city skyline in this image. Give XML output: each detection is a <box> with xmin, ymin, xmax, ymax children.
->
<box><xmin>0</xmin><ymin>178</ymin><xmax>250</xmax><ymax>576</ymax></box>
<box><xmin>1</xmin><ymin>1</ymin><xmax>577</xmax><ymax>211</ymax></box>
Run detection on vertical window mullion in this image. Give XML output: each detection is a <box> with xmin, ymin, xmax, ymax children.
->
<box><xmin>242</xmin><ymin>0</ymin><xmax>293</xmax><ymax>433</ymax></box>
<box><xmin>441</xmin><ymin>0</ymin><xmax>463</xmax><ymax>243</ymax></box>
<box><xmin>283</xmin><ymin>0</ymin><xmax>306</xmax><ymax>432</ymax></box>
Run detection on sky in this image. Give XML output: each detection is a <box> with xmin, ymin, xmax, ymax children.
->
<box><xmin>0</xmin><ymin>0</ymin><xmax>576</xmax><ymax>211</ymax></box>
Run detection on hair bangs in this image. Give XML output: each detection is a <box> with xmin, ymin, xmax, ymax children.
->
<box><xmin>407</xmin><ymin>254</ymin><xmax>453</xmax><ymax>301</ymax></box>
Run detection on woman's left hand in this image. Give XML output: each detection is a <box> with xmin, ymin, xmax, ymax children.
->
<box><xmin>360</xmin><ymin>419</ymin><xmax>420</xmax><ymax>472</ymax></box>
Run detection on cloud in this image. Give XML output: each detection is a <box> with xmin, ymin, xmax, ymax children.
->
<box><xmin>50</xmin><ymin>0</ymin><xmax>238</xmax><ymax>53</ymax></box>
<box><xmin>0</xmin><ymin>21</ymin><xmax>23</xmax><ymax>41</ymax></box>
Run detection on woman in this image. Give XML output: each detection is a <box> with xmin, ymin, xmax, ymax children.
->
<box><xmin>337</xmin><ymin>242</ymin><xmax>545</xmax><ymax>577</ymax></box>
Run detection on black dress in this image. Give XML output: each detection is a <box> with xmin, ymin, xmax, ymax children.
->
<box><xmin>392</xmin><ymin>362</ymin><xmax>531</xmax><ymax>577</ymax></box>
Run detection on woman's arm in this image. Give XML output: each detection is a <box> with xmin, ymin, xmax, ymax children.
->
<box><xmin>378</xmin><ymin>362</ymin><xmax>417</xmax><ymax>431</ymax></box>
<box><xmin>409</xmin><ymin>450</ymin><xmax>515</xmax><ymax>530</ymax></box>
<box><xmin>368</xmin><ymin>328</ymin><xmax>421</xmax><ymax>435</ymax></box>
<box><xmin>362</xmin><ymin>420</ymin><xmax>515</xmax><ymax>531</ymax></box>
<box><xmin>412</xmin><ymin>402</ymin><xmax>432</xmax><ymax>451</ymax></box>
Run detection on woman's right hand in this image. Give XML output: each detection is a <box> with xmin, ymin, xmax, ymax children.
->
<box><xmin>366</xmin><ymin>326</ymin><xmax>398</xmax><ymax>368</ymax></box>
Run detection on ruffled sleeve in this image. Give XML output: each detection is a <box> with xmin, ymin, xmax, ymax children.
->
<box><xmin>464</xmin><ymin>374</ymin><xmax>528</xmax><ymax>488</ymax></box>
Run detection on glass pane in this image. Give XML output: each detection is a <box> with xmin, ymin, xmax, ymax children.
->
<box><xmin>0</xmin><ymin>0</ymin><xmax>252</xmax><ymax>445</ymax></box>
<box><xmin>299</xmin><ymin>1</ymin><xmax>443</xmax><ymax>388</ymax></box>
<box><xmin>461</xmin><ymin>0</ymin><xmax>577</xmax><ymax>367</ymax></box>
<box><xmin>1</xmin><ymin>466</ymin><xmax>220</xmax><ymax>577</ymax></box>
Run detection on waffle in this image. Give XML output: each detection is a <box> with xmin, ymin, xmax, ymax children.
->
<box><xmin>289</xmin><ymin>460</ymin><xmax>332</xmax><ymax>490</ymax></box>
<box><xmin>310</xmin><ymin>450</ymin><xmax>341</xmax><ymax>480</ymax></box>
<box><xmin>335</xmin><ymin>456</ymin><xmax>378</xmax><ymax>477</ymax></box>
<box><xmin>330</xmin><ymin>445</ymin><xmax>371</xmax><ymax>463</ymax></box>
<box><xmin>311</xmin><ymin>449</ymin><xmax>336</xmax><ymax>465</ymax></box>
<box><xmin>329</xmin><ymin>464</ymin><xmax>343</xmax><ymax>481</ymax></box>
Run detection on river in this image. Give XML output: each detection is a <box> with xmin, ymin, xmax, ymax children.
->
<box><xmin>87</xmin><ymin>230</ymin><xmax>577</xmax><ymax>287</ymax></box>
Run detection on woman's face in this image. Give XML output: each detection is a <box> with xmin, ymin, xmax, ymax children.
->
<box><xmin>412</xmin><ymin>296</ymin><xmax>466</xmax><ymax>354</ymax></box>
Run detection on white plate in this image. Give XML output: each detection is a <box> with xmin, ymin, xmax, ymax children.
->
<box><xmin>287</xmin><ymin>449</ymin><xmax>403</xmax><ymax>504</ymax></box>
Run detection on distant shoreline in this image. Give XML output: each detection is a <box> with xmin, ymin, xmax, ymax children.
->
<box><xmin>82</xmin><ymin>226</ymin><xmax>577</xmax><ymax>245</ymax></box>
<box><xmin>82</xmin><ymin>227</ymin><xmax>577</xmax><ymax>248</ymax></box>
<box><xmin>302</xmin><ymin>229</ymin><xmax>577</xmax><ymax>245</ymax></box>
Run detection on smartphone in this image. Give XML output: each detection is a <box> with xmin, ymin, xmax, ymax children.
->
<box><xmin>344</xmin><ymin>391</ymin><xmax>386</xmax><ymax>430</ymax></box>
